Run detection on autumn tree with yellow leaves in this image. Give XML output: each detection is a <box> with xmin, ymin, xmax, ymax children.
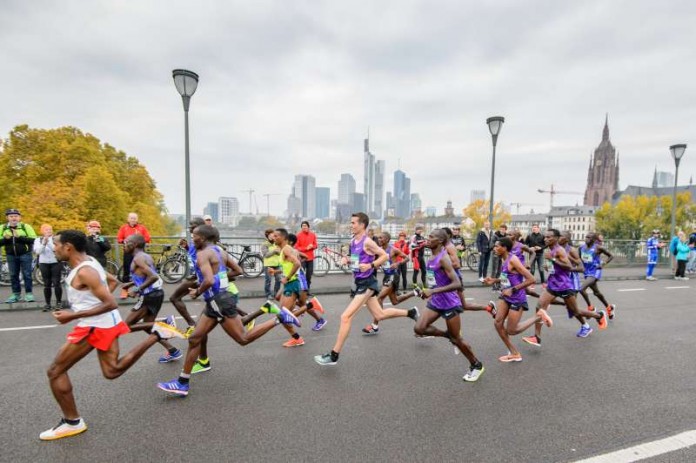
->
<box><xmin>0</xmin><ymin>125</ymin><xmax>178</xmax><ymax>235</ymax></box>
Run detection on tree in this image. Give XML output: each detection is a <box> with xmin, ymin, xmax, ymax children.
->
<box><xmin>0</xmin><ymin>125</ymin><xmax>179</xmax><ymax>235</ymax></box>
<box><xmin>461</xmin><ymin>200</ymin><xmax>511</xmax><ymax>237</ymax></box>
<box><xmin>595</xmin><ymin>193</ymin><xmax>696</xmax><ymax>240</ymax></box>
<box><xmin>315</xmin><ymin>220</ymin><xmax>337</xmax><ymax>234</ymax></box>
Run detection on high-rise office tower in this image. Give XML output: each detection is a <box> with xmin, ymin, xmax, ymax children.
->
<box><xmin>293</xmin><ymin>174</ymin><xmax>316</xmax><ymax>218</ymax></box>
<box><xmin>315</xmin><ymin>187</ymin><xmax>330</xmax><ymax>219</ymax></box>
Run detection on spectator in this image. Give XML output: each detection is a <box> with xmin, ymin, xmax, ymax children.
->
<box><xmin>262</xmin><ymin>228</ymin><xmax>282</xmax><ymax>299</ymax></box>
<box><xmin>410</xmin><ymin>225</ymin><xmax>427</xmax><ymax>287</ymax></box>
<box><xmin>491</xmin><ymin>224</ymin><xmax>508</xmax><ymax>279</ymax></box>
<box><xmin>116</xmin><ymin>212</ymin><xmax>151</xmax><ymax>298</ymax></box>
<box><xmin>524</xmin><ymin>224</ymin><xmax>546</xmax><ymax>284</ymax></box>
<box><xmin>451</xmin><ymin>226</ymin><xmax>466</xmax><ymax>265</ymax></box>
<box><xmin>33</xmin><ymin>224</ymin><xmax>63</xmax><ymax>311</ymax></box>
<box><xmin>687</xmin><ymin>227</ymin><xmax>696</xmax><ymax>274</ymax></box>
<box><xmin>475</xmin><ymin>221</ymin><xmax>492</xmax><ymax>282</ymax></box>
<box><xmin>646</xmin><ymin>229</ymin><xmax>663</xmax><ymax>281</ymax></box>
<box><xmin>203</xmin><ymin>214</ymin><xmax>214</xmax><ymax>226</ymax></box>
<box><xmin>0</xmin><ymin>209</ymin><xmax>37</xmax><ymax>303</ymax></box>
<box><xmin>394</xmin><ymin>231</ymin><xmax>410</xmax><ymax>292</ymax></box>
<box><xmin>85</xmin><ymin>220</ymin><xmax>111</xmax><ymax>269</ymax></box>
<box><xmin>674</xmin><ymin>231</ymin><xmax>690</xmax><ymax>280</ymax></box>
<box><xmin>295</xmin><ymin>221</ymin><xmax>318</xmax><ymax>293</ymax></box>
<box><xmin>669</xmin><ymin>232</ymin><xmax>681</xmax><ymax>275</ymax></box>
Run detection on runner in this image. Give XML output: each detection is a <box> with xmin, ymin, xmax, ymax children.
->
<box><xmin>578</xmin><ymin>232</ymin><xmax>616</xmax><ymax>319</ymax></box>
<box><xmin>484</xmin><ymin>237</ymin><xmax>553</xmax><ymax>362</ymax></box>
<box><xmin>362</xmin><ymin>231</ymin><xmax>416</xmax><ymax>335</ymax></box>
<box><xmin>314</xmin><ymin>213</ymin><xmax>420</xmax><ymax>366</ymax></box>
<box><xmin>287</xmin><ymin>233</ymin><xmax>326</xmax><ymax>332</ymax></box>
<box><xmin>646</xmin><ymin>229</ymin><xmax>663</xmax><ymax>281</ymax></box>
<box><xmin>522</xmin><ymin>228</ymin><xmax>607</xmax><ymax>346</ymax></box>
<box><xmin>413</xmin><ymin>229</ymin><xmax>485</xmax><ymax>381</ymax></box>
<box><xmin>156</xmin><ymin>225</ymin><xmax>300</xmax><ymax>396</ymax></box>
<box><xmin>121</xmin><ymin>234</ymin><xmax>183</xmax><ymax>361</ymax></box>
<box><xmin>443</xmin><ymin>227</ymin><xmax>496</xmax><ymax>317</ymax></box>
<box><xmin>41</xmin><ymin>230</ymin><xmax>182</xmax><ymax>440</ymax></box>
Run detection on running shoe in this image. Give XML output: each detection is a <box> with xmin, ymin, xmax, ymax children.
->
<box><xmin>185</xmin><ymin>326</ymin><xmax>195</xmax><ymax>338</ymax></box>
<box><xmin>4</xmin><ymin>293</ymin><xmax>20</xmax><ymax>304</ymax></box>
<box><xmin>312</xmin><ymin>319</ymin><xmax>327</xmax><ymax>331</ymax></box>
<box><xmin>42</xmin><ymin>304</ymin><xmax>52</xmax><ymax>312</ymax></box>
<box><xmin>119</xmin><ymin>288</ymin><xmax>129</xmax><ymax>299</ymax></box>
<box><xmin>158</xmin><ymin>349</ymin><xmax>183</xmax><ymax>363</ymax></box>
<box><xmin>408</xmin><ymin>306</ymin><xmax>420</xmax><ymax>320</ymax></box>
<box><xmin>498</xmin><ymin>353</ymin><xmax>523</xmax><ymax>363</ymax></box>
<box><xmin>245</xmin><ymin>319</ymin><xmax>256</xmax><ymax>331</ymax></box>
<box><xmin>314</xmin><ymin>353</ymin><xmax>337</xmax><ymax>366</ymax></box>
<box><xmin>362</xmin><ymin>324</ymin><xmax>380</xmax><ymax>335</ymax></box>
<box><xmin>478</xmin><ymin>277</ymin><xmax>484</xmax><ymax>283</ymax></box>
<box><xmin>537</xmin><ymin>309</ymin><xmax>553</xmax><ymax>328</ymax></box>
<box><xmin>283</xmin><ymin>337</ymin><xmax>305</xmax><ymax>347</ymax></box>
<box><xmin>153</xmin><ymin>315</ymin><xmax>186</xmax><ymax>339</ymax></box>
<box><xmin>606</xmin><ymin>304</ymin><xmax>616</xmax><ymax>320</ymax></box>
<box><xmin>278</xmin><ymin>307</ymin><xmax>301</xmax><ymax>327</ymax></box>
<box><xmin>597</xmin><ymin>310</ymin><xmax>608</xmax><ymax>330</ymax></box>
<box><xmin>486</xmin><ymin>301</ymin><xmax>497</xmax><ymax>319</ymax></box>
<box><xmin>24</xmin><ymin>293</ymin><xmax>35</xmax><ymax>303</ymax></box>
<box><xmin>413</xmin><ymin>287</ymin><xmax>423</xmax><ymax>298</ymax></box>
<box><xmin>156</xmin><ymin>379</ymin><xmax>189</xmax><ymax>396</ymax></box>
<box><xmin>646</xmin><ymin>276</ymin><xmax>657</xmax><ymax>281</ymax></box>
<box><xmin>576</xmin><ymin>325</ymin><xmax>593</xmax><ymax>338</ymax></box>
<box><xmin>191</xmin><ymin>360</ymin><xmax>211</xmax><ymax>374</ymax></box>
<box><xmin>309</xmin><ymin>296</ymin><xmax>325</xmax><ymax>314</ymax></box>
<box><xmin>462</xmin><ymin>364</ymin><xmax>485</xmax><ymax>382</ymax></box>
<box><xmin>522</xmin><ymin>335</ymin><xmax>541</xmax><ymax>347</ymax></box>
<box><xmin>587</xmin><ymin>305</ymin><xmax>595</xmax><ymax>312</ymax></box>
<box><xmin>39</xmin><ymin>418</ymin><xmax>87</xmax><ymax>441</ymax></box>
<box><xmin>261</xmin><ymin>300</ymin><xmax>281</xmax><ymax>314</ymax></box>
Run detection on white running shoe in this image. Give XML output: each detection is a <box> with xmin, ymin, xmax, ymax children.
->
<box><xmin>153</xmin><ymin>315</ymin><xmax>186</xmax><ymax>339</ymax></box>
<box><xmin>462</xmin><ymin>365</ymin><xmax>486</xmax><ymax>382</ymax></box>
<box><xmin>39</xmin><ymin>418</ymin><xmax>87</xmax><ymax>441</ymax></box>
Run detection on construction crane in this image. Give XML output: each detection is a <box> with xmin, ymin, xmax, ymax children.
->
<box><xmin>240</xmin><ymin>189</ymin><xmax>256</xmax><ymax>215</ymax></box>
<box><xmin>507</xmin><ymin>202</ymin><xmax>543</xmax><ymax>214</ymax></box>
<box><xmin>537</xmin><ymin>185</ymin><xmax>584</xmax><ymax>209</ymax></box>
<box><xmin>261</xmin><ymin>193</ymin><xmax>282</xmax><ymax>216</ymax></box>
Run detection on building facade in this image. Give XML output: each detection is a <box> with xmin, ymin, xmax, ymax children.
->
<box><xmin>584</xmin><ymin>115</ymin><xmax>620</xmax><ymax>207</ymax></box>
<box><xmin>219</xmin><ymin>196</ymin><xmax>240</xmax><ymax>226</ymax></box>
<box><xmin>315</xmin><ymin>187</ymin><xmax>330</xmax><ymax>219</ymax></box>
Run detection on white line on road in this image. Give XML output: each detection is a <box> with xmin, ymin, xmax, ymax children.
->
<box><xmin>573</xmin><ymin>430</ymin><xmax>696</xmax><ymax>462</ymax></box>
<box><xmin>0</xmin><ymin>324</ymin><xmax>56</xmax><ymax>332</ymax></box>
<box><xmin>617</xmin><ymin>288</ymin><xmax>646</xmax><ymax>292</ymax></box>
<box><xmin>665</xmin><ymin>286</ymin><xmax>690</xmax><ymax>289</ymax></box>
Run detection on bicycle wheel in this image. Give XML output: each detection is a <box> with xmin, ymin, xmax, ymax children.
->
<box><xmin>33</xmin><ymin>265</ymin><xmax>44</xmax><ymax>286</ymax></box>
<box><xmin>105</xmin><ymin>260</ymin><xmax>121</xmax><ymax>278</ymax></box>
<box><xmin>0</xmin><ymin>260</ymin><xmax>10</xmax><ymax>286</ymax></box>
<box><xmin>313</xmin><ymin>256</ymin><xmax>330</xmax><ymax>277</ymax></box>
<box><xmin>161</xmin><ymin>257</ymin><xmax>187</xmax><ymax>284</ymax></box>
<box><xmin>467</xmin><ymin>253</ymin><xmax>479</xmax><ymax>272</ymax></box>
<box><xmin>240</xmin><ymin>255</ymin><xmax>264</xmax><ymax>278</ymax></box>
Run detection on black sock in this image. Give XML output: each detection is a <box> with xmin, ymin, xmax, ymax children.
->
<box><xmin>407</xmin><ymin>308</ymin><xmax>417</xmax><ymax>319</ymax></box>
<box><xmin>64</xmin><ymin>417</ymin><xmax>81</xmax><ymax>426</ymax></box>
<box><xmin>178</xmin><ymin>374</ymin><xmax>190</xmax><ymax>384</ymax></box>
<box><xmin>168</xmin><ymin>347</ymin><xmax>178</xmax><ymax>354</ymax></box>
<box><xmin>330</xmin><ymin>350</ymin><xmax>339</xmax><ymax>362</ymax></box>
<box><xmin>292</xmin><ymin>333</ymin><xmax>300</xmax><ymax>340</ymax></box>
<box><xmin>471</xmin><ymin>361</ymin><xmax>483</xmax><ymax>370</ymax></box>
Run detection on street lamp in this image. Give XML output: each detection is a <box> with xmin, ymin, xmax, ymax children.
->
<box><xmin>172</xmin><ymin>69</ymin><xmax>199</xmax><ymax>242</ymax></box>
<box><xmin>669</xmin><ymin>143</ymin><xmax>687</xmax><ymax>240</ymax></box>
<box><xmin>486</xmin><ymin>116</ymin><xmax>505</xmax><ymax>232</ymax></box>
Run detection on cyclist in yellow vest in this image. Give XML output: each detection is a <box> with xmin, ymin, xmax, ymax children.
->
<box><xmin>262</xmin><ymin>229</ymin><xmax>282</xmax><ymax>300</ymax></box>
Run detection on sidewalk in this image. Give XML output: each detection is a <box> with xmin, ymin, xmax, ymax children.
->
<box><xmin>0</xmin><ymin>264</ymin><xmax>679</xmax><ymax>312</ymax></box>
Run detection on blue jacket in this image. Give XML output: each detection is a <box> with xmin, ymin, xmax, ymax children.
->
<box><xmin>676</xmin><ymin>241</ymin><xmax>690</xmax><ymax>261</ymax></box>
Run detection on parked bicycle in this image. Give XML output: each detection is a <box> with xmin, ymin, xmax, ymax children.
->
<box><xmin>146</xmin><ymin>244</ymin><xmax>189</xmax><ymax>284</ymax></box>
<box><xmin>461</xmin><ymin>243</ymin><xmax>480</xmax><ymax>272</ymax></box>
<box><xmin>221</xmin><ymin>243</ymin><xmax>264</xmax><ymax>278</ymax></box>
<box><xmin>314</xmin><ymin>244</ymin><xmax>351</xmax><ymax>277</ymax></box>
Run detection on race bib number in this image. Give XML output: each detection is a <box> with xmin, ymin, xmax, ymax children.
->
<box><xmin>581</xmin><ymin>251</ymin><xmax>593</xmax><ymax>263</ymax></box>
<box><xmin>132</xmin><ymin>296</ymin><xmax>144</xmax><ymax>311</ymax></box>
<box><xmin>350</xmin><ymin>254</ymin><xmax>360</xmax><ymax>271</ymax></box>
<box><xmin>426</xmin><ymin>270</ymin><xmax>436</xmax><ymax>288</ymax></box>
<box><xmin>151</xmin><ymin>277</ymin><xmax>163</xmax><ymax>291</ymax></box>
<box><xmin>546</xmin><ymin>259</ymin><xmax>555</xmax><ymax>275</ymax></box>
<box><xmin>217</xmin><ymin>271</ymin><xmax>229</xmax><ymax>290</ymax></box>
<box><xmin>499</xmin><ymin>272</ymin><xmax>511</xmax><ymax>289</ymax></box>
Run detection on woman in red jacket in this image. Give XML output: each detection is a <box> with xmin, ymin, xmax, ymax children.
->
<box><xmin>295</xmin><ymin>221</ymin><xmax>318</xmax><ymax>293</ymax></box>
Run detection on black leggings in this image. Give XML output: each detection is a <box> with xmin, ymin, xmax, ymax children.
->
<box><xmin>396</xmin><ymin>262</ymin><xmax>408</xmax><ymax>292</ymax></box>
<box><xmin>40</xmin><ymin>262</ymin><xmax>62</xmax><ymax>305</ymax></box>
<box><xmin>303</xmin><ymin>260</ymin><xmax>314</xmax><ymax>291</ymax></box>
<box><xmin>676</xmin><ymin>259</ymin><xmax>687</xmax><ymax>278</ymax></box>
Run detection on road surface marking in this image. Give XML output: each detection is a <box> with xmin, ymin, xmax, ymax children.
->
<box><xmin>617</xmin><ymin>288</ymin><xmax>646</xmax><ymax>292</ymax></box>
<box><xmin>665</xmin><ymin>286</ymin><xmax>690</xmax><ymax>289</ymax></box>
<box><xmin>0</xmin><ymin>315</ymin><xmax>197</xmax><ymax>333</ymax></box>
<box><xmin>573</xmin><ymin>429</ymin><xmax>696</xmax><ymax>462</ymax></box>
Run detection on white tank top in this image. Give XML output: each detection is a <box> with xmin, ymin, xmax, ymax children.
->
<box><xmin>65</xmin><ymin>257</ymin><xmax>122</xmax><ymax>328</ymax></box>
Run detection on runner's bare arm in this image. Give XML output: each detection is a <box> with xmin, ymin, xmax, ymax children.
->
<box><xmin>53</xmin><ymin>267</ymin><xmax>118</xmax><ymax>324</ymax></box>
<box><xmin>191</xmin><ymin>249</ymin><xmax>215</xmax><ymax>298</ymax></box>
<box><xmin>364</xmin><ymin>238</ymin><xmax>388</xmax><ymax>268</ymax></box>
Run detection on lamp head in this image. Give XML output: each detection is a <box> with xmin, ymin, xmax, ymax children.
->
<box><xmin>486</xmin><ymin>116</ymin><xmax>505</xmax><ymax>137</ymax></box>
<box><xmin>172</xmin><ymin>69</ymin><xmax>199</xmax><ymax>98</ymax></box>
<box><xmin>670</xmin><ymin>144</ymin><xmax>687</xmax><ymax>161</ymax></box>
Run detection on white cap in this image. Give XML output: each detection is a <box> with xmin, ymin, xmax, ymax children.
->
<box><xmin>203</xmin><ymin>215</ymin><xmax>213</xmax><ymax>221</ymax></box>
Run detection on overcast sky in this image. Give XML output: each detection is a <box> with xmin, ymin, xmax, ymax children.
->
<box><xmin>2</xmin><ymin>0</ymin><xmax>695</xmax><ymax>218</ymax></box>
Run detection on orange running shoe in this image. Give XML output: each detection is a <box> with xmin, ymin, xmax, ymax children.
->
<box><xmin>587</xmin><ymin>305</ymin><xmax>595</xmax><ymax>312</ymax></box>
<box><xmin>282</xmin><ymin>337</ymin><xmax>305</xmax><ymax>347</ymax></box>
<box><xmin>522</xmin><ymin>335</ymin><xmax>541</xmax><ymax>347</ymax></box>
<box><xmin>597</xmin><ymin>311</ymin><xmax>608</xmax><ymax>330</ymax></box>
<box><xmin>309</xmin><ymin>296</ymin><xmax>324</xmax><ymax>314</ymax></box>
<box><xmin>119</xmin><ymin>288</ymin><xmax>129</xmax><ymax>299</ymax></box>
<box><xmin>538</xmin><ymin>309</ymin><xmax>553</xmax><ymax>328</ymax></box>
<box><xmin>606</xmin><ymin>304</ymin><xmax>616</xmax><ymax>320</ymax></box>
<box><xmin>498</xmin><ymin>353</ymin><xmax>523</xmax><ymax>363</ymax></box>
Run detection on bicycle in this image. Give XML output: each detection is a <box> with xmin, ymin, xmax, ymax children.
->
<box><xmin>462</xmin><ymin>243</ymin><xmax>480</xmax><ymax>272</ymax></box>
<box><xmin>223</xmin><ymin>244</ymin><xmax>264</xmax><ymax>278</ymax></box>
<box><xmin>146</xmin><ymin>244</ymin><xmax>189</xmax><ymax>284</ymax></box>
<box><xmin>314</xmin><ymin>244</ymin><xmax>351</xmax><ymax>277</ymax></box>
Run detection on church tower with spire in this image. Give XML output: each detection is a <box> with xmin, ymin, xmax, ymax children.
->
<box><xmin>584</xmin><ymin>115</ymin><xmax>620</xmax><ymax>206</ymax></box>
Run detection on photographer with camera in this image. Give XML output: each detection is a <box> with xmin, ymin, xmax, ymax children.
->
<box><xmin>0</xmin><ymin>209</ymin><xmax>38</xmax><ymax>303</ymax></box>
<box><xmin>85</xmin><ymin>220</ymin><xmax>111</xmax><ymax>269</ymax></box>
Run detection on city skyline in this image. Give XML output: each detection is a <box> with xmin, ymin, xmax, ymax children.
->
<box><xmin>3</xmin><ymin>1</ymin><xmax>694</xmax><ymax>218</ymax></box>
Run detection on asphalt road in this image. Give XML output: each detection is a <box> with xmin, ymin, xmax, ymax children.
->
<box><xmin>1</xmin><ymin>279</ymin><xmax>694</xmax><ymax>462</ymax></box>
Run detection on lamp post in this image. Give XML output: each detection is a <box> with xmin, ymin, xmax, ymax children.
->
<box><xmin>172</xmin><ymin>69</ymin><xmax>199</xmax><ymax>243</ymax></box>
<box><xmin>486</xmin><ymin>116</ymin><xmax>505</xmax><ymax>232</ymax></box>
<box><xmin>669</xmin><ymin>143</ymin><xmax>687</xmax><ymax>240</ymax></box>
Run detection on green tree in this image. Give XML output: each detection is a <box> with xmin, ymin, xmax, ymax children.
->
<box><xmin>315</xmin><ymin>220</ymin><xmax>337</xmax><ymax>234</ymax></box>
<box><xmin>0</xmin><ymin>125</ymin><xmax>178</xmax><ymax>235</ymax></box>
<box><xmin>462</xmin><ymin>200</ymin><xmax>511</xmax><ymax>236</ymax></box>
<box><xmin>595</xmin><ymin>193</ymin><xmax>695</xmax><ymax>239</ymax></box>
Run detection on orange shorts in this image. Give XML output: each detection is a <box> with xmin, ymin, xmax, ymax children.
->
<box><xmin>66</xmin><ymin>322</ymin><xmax>131</xmax><ymax>351</ymax></box>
